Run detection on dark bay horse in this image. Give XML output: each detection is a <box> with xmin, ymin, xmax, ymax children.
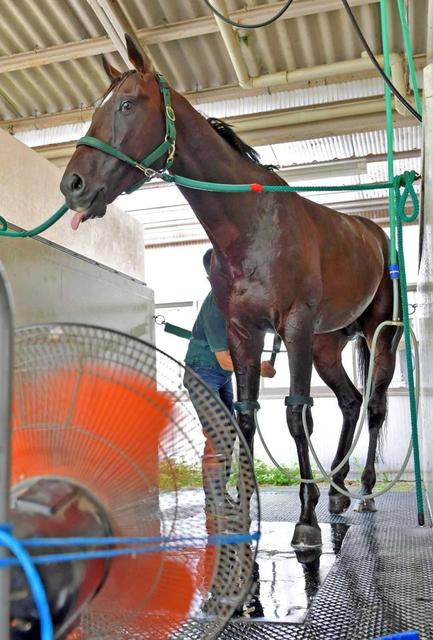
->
<box><xmin>60</xmin><ymin>36</ymin><xmax>401</xmax><ymax>549</ymax></box>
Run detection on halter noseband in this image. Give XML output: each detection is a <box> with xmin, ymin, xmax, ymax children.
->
<box><xmin>76</xmin><ymin>73</ymin><xmax>176</xmax><ymax>194</ymax></box>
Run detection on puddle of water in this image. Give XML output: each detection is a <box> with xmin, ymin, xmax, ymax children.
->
<box><xmin>241</xmin><ymin>521</ymin><xmax>349</xmax><ymax>624</ymax></box>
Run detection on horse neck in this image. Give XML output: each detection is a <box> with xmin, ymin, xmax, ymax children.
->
<box><xmin>169</xmin><ymin>92</ymin><xmax>279</xmax><ymax>250</ymax></box>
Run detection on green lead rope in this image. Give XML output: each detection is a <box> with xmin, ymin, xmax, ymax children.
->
<box><xmin>163</xmin><ymin>321</ymin><xmax>192</xmax><ymax>340</ymax></box>
<box><xmin>0</xmin><ymin>173</ymin><xmax>418</xmax><ymax>239</ymax></box>
<box><xmin>0</xmin><ymin>203</ymin><xmax>69</xmax><ymax>238</ymax></box>
<box><xmin>394</xmin><ymin>172</ymin><xmax>424</xmax><ymax>525</ymax></box>
<box><xmin>163</xmin><ymin>173</ymin><xmax>396</xmax><ymax>193</ymax></box>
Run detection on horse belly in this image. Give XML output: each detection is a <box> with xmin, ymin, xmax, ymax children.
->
<box><xmin>315</xmin><ymin>267</ymin><xmax>383</xmax><ymax>333</ymax></box>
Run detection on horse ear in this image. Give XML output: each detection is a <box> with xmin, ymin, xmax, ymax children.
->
<box><xmin>102</xmin><ymin>56</ymin><xmax>122</xmax><ymax>81</ymax></box>
<box><xmin>125</xmin><ymin>33</ymin><xmax>152</xmax><ymax>73</ymax></box>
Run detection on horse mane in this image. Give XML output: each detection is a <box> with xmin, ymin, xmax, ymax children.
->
<box><xmin>207</xmin><ymin>118</ymin><xmax>277</xmax><ymax>172</ymax></box>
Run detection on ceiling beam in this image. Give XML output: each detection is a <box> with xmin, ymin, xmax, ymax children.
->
<box><xmin>86</xmin><ymin>0</ymin><xmax>133</xmax><ymax>68</ymax></box>
<box><xmin>86</xmin><ymin>0</ymin><xmax>153</xmax><ymax>69</ymax></box>
<box><xmin>228</xmin><ymin>97</ymin><xmax>416</xmax><ymax>144</ymax></box>
<box><xmin>2</xmin><ymin>107</ymin><xmax>91</xmax><ymax>133</ymax></box>
<box><xmin>0</xmin><ymin>0</ymin><xmax>380</xmax><ymax>74</ymax></box>
<box><xmin>244</xmin><ymin>111</ymin><xmax>413</xmax><ymax>146</ymax></box>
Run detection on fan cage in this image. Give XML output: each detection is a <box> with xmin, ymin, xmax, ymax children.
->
<box><xmin>11</xmin><ymin>323</ymin><xmax>260</xmax><ymax>640</ymax></box>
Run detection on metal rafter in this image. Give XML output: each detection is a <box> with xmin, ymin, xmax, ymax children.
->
<box><xmin>0</xmin><ymin>0</ymin><xmax>380</xmax><ymax>75</ymax></box>
<box><xmin>85</xmin><ymin>0</ymin><xmax>152</xmax><ymax>69</ymax></box>
<box><xmin>1</xmin><ymin>50</ymin><xmax>425</xmax><ymax>135</ymax></box>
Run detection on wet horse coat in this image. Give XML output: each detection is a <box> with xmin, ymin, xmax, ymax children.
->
<box><xmin>60</xmin><ymin>37</ymin><xmax>401</xmax><ymax>549</ymax></box>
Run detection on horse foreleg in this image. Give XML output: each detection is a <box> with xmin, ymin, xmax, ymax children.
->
<box><xmin>228</xmin><ymin>320</ymin><xmax>264</xmax><ymax>502</ymax></box>
<box><xmin>313</xmin><ymin>332</ymin><xmax>363</xmax><ymax>514</ymax></box>
<box><xmin>357</xmin><ymin>324</ymin><xmax>402</xmax><ymax>512</ymax></box>
<box><xmin>283</xmin><ymin>308</ymin><xmax>321</xmax><ymax>549</ymax></box>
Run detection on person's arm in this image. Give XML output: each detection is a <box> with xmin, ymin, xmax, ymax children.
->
<box><xmin>261</xmin><ymin>360</ymin><xmax>276</xmax><ymax>378</ymax></box>
<box><xmin>203</xmin><ymin>296</ymin><xmax>278</xmax><ymax>376</ymax></box>
<box><xmin>260</xmin><ymin>333</ymin><xmax>281</xmax><ymax>378</ymax></box>
<box><xmin>202</xmin><ymin>295</ymin><xmax>234</xmax><ymax>371</ymax></box>
<box><xmin>215</xmin><ymin>350</ymin><xmax>234</xmax><ymax>372</ymax></box>
<box><xmin>216</xmin><ymin>349</ymin><xmax>275</xmax><ymax>376</ymax></box>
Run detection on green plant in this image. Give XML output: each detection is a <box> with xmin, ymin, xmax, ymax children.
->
<box><xmin>158</xmin><ymin>457</ymin><xmax>317</xmax><ymax>490</ymax></box>
<box><xmin>159</xmin><ymin>459</ymin><xmax>203</xmax><ymax>490</ymax></box>
<box><xmin>351</xmin><ymin>456</ymin><xmax>363</xmax><ymax>473</ymax></box>
<box><xmin>253</xmin><ymin>459</ymin><xmax>300</xmax><ymax>486</ymax></box>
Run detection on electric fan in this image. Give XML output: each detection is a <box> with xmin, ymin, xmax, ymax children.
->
<box><xmin>8</xmin><ymin>323</ymin><xmax>259</xmax><ymax>639</ymax></box>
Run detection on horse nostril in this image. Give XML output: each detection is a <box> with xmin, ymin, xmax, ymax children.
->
<box><xmin>71</xmin><ymin>173</ymin><xmax>84</xmax><ymax>193</ymax></box>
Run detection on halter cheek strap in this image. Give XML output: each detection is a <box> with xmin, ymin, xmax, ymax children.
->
<box><xmin>76</xmin><ymin>73</ymin><xmax>176</xmax><ymax>195</ymax></box>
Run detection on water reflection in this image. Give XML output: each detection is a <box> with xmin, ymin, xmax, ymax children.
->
<box><xmin>234</xmin><ymin>522</ymin><xmax>349</xmax><ymax>622</ymax></box>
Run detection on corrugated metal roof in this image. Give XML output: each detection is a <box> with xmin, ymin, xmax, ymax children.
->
<box><xmin>0</xmin><ymin>0</ymin><xmax>113</xmax><ymax>119</ymax></box>
<box><xmin>11</xmin><ymin>76</ymin><xmax>387</xmax><ymax>147</ymax></box>
<box><xmin>195</xmin><ymin>77</ymin><xmax>387</xmax><ymax>117</ymax></box>
<box><xmin>260</xmin><ymin>125</ymin><xmax>422</xmax><ymax>166</ymax></box>
<box><xmin>0</xmin><ymin>0</ymin><xmax>427</xmax><ymax>123</ymax></box>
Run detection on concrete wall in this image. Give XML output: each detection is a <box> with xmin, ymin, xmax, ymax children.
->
<box><xmin>0</xmin><ymin>129</ymin><xmax>145</xmax><ymax>281</ymax></box>
<box><xmin>419</xmin><ymin>63</ymin><xmax>433</xmax><ymax>519</ymax></box>
<box><xmin>0</xmin><ymin>236</ymin><xmax>154</xmax><ymax>341</ymax></box>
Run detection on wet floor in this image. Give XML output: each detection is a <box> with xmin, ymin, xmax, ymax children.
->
<box><xmin>240</xmin><ymin>521</ymin><xmax>349</xmax><ymax>624</ymax></box>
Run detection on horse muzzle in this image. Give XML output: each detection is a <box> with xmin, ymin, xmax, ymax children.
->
<box><xmin>60</xmin><ymin>172</ymin><xmax>107</xmax><ymax>225</ymax></box>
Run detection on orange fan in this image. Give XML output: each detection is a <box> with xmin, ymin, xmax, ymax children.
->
<box><xmin>10</xmin><ymin>324</ymin><xmax>259</xmax><ymax>640</ymax></box>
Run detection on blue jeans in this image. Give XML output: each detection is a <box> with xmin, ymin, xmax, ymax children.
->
<box><xmin>184</xmin><ymin>365</ymin><xmax>234</xmax><ymax>415</ymax></box>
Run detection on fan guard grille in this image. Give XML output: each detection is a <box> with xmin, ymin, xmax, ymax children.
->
<box><xmin>12</xmin><ymin>324</ymin><xmax>259</xmax><ymax>639</ymax></box>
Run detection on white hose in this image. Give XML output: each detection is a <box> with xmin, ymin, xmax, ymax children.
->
<box><xmin>255</xmin><ymin>323</ymin><xmax>420</xmax><ymax>502</ymax></box>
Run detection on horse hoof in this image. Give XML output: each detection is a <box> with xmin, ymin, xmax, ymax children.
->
<box><xmin>329</xmin><ymin>493</ymin><xmax>351</xmax><ymax>514</ymax></box>
<box><xmin>294</xmin><ymin>546</ymin><xmax>322</xmax><ymax>565</ymax></box>
<box><xmin>291</xmin><ymin>523</ymin><xmax>322</xmax><ymax>549</ymax></box>
<box><xmin>354</xmin><ymin>497</ymin><xmax>377</xmax><ymax>512</ymax></box>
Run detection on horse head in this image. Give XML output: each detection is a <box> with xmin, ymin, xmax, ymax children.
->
<box><xmin>60</xmin><ymin>35</ymin><xmax>167</xmax><ymax>228</ymax></box>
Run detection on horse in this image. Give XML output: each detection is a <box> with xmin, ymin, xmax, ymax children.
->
<box><xmin>60</xmin><ymin>35</ymin><xmax>402</xmax><ymax>550</ymax></box>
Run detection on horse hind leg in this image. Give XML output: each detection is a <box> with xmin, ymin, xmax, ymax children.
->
<box><xmin>356</xmin><ymin>322</ymin><xmax>402</xmax><ymax>512</ymax></box>
<box><xmin>313</xmin><ymin>332</ymin><xmax>363</xmax><ymax>514</ymax></box>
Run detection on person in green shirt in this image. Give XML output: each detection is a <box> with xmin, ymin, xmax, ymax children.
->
<box><xmin>184</xmin><ymin>250</ymin><xmax>234</xmax><ymax>411</ymax></box>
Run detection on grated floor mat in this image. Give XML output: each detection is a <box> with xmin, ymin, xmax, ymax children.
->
<box><xmin>220</xmin><ymin>489</ymin><xmax>433</xmax><ymax>640</ymax></box>
<box><xmin>256</xmin><ymin>486</ymin><xmax>426</xmax><ymax>527</ymax></box>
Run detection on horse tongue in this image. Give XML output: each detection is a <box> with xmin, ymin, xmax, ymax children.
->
<box><xmin>71</xmin><ymin>211</ymin><xmax>85</xmax><ymax>231</ymax></box>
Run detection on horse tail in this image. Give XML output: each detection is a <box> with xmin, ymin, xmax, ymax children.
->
<box><xmin>355</xmin><ymin>335</ymin><xmax>370</xmax><ymax>395</ymax></box>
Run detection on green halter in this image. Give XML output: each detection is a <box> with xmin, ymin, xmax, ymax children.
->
<box><xmin>76</xmin><ymin>73</ymin><xmax>176</xmax><ymax>194</ymax></box>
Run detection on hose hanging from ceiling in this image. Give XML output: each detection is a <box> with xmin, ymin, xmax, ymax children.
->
<box><xmin>203</xmin><ymin>0</ymin><xmax>295</xmax><ymax>29</ymax></box>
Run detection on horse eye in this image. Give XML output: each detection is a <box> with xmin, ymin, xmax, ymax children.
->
<box><xmin>120</xmin><ymin>100</ymin><xmax>133</xmax><ymax>112</ymax></box>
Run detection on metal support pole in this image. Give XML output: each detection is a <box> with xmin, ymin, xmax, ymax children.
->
<box><xmin>0</xmin><ymin>262</ymin><xmax>13</xmax><ymax>637</ymax></box>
